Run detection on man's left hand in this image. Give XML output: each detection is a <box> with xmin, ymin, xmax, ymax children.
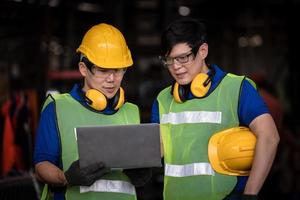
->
<box><xmin>123</xmin><ymin>168</ymin><xmax>152</xmax><ymax>187</ymax></box>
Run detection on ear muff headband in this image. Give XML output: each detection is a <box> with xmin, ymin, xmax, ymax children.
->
<box><xmin>85</xmin><ymin>87</ymin><xmax>125</xmax><ymax>111</ymax></box>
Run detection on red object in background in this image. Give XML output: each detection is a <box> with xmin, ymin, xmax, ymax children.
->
<box><xmin>48</xmin><ymin>70</ymin><xmax>81</xmax><ymax>80</ymax></box>
<box><xmin>1</xmin><ymin>90</ymin><xmax>39</xmax><ymax>176</ymax></box>
<box><xmin>249</xmin><ymin>72</ymin><xmax>284</xmax><ymax>132</ymax></box>
<box><xmin>259</xmin><ymin>89</ymin><xmax>284</xmax><ymax>131</ymax></box>
<box><xmin>1</xmin><ymin>101</ymin><xmax>16</xmax><ymax>176</ymax></box>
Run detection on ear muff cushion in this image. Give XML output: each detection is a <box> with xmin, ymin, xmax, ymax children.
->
<box><xmin>191</xmin><ymin>73</ymin><xmax>211</xmax><ymax>97</ymax></box>
<box><xmin>173</xmin><ymin>82</ymin><xmax>186</xmax><ymax>103</ymax></box>
<box><xmin>112</xmin><ymin>87</ymin><xmax>125</xmax><ymax>110</ymax></box>
<box><xmin>85</xmin><ymin>89</ymin><xmax>107</xmax><ymax>111</ymax></box>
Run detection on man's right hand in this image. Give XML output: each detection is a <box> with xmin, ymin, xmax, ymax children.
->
<box><xmin>64</xmin><ymin>160</ymin><xmax>110</xmax><ymax>186</ymax></box>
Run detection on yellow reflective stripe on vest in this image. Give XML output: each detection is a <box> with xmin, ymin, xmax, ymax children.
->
<box><xmin>161</xmin><ymin>111</ymin><xmax>222</xmax><ymax>124</ymax></box>
<box><xmin>80</xmin><ymin>180</ymin><xmax>136</xmax><ymax>195</ymax></box>
<box><xmin>165</xmin><ymin>162</ymin><xmax>215</xmax><ymax>177</ymax></box>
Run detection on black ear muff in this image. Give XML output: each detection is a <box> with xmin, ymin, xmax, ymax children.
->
<box><xmin>110</xmin><ymin>87</ymin><xmax>125</xmax><ymax>110</ymax></box>
<box><xmin>85</xmin><ymin>89</ymin><xmax>107</xmax><ymax>111</ymax></box>
<box><xmin>190</xmin><ymin>73</ymin><xmax>211</xmax><ymax>98</ymax></box>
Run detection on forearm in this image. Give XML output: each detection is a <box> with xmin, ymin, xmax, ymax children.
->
<box><xmin>244</xmin><ymin>114</ymin><xmax>280</xmax><ymax>194</ymax></box>
<box><xmin>35</xmin><ymin>161</ymin><xmax>67</xmax><ymax>187</ymax></box>
<box><xmin>244</xmin><ymin>134</ymin><xmax>278</xmax><ymax>194</ymax></box>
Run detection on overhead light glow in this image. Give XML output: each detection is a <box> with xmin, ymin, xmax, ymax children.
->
<box><xmin>178</xmin><ymin>6</ymin><xmax>191</xmax><ymax>16</ymax></box>
<box><xmin>77</xmin><ymin>2</ymin><xmax>102</xmax><ymax>13</ymax></box>
<box><xmin>238</xmin><ymin>36</ymin><xmax>248</xmax><ymax>47</ymax></box>
<box><xmin>249</xmin><ymin>34</ymin><xmax>263</xmax><ymax>47</ymax></box>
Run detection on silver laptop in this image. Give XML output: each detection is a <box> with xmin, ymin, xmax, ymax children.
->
<box><xmin>76</xmin><ymin>123</ymin><xmax>162</xmax><ymax>169</ymax></box>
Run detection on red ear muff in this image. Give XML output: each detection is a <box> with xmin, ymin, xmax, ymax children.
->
<box><xmin>85</xmin><ymin>87</ymin><xmax>125</xmax><ymax>111</ymax></box>
<box><xmin>85</xmin><ymin>89</ymin><xmax>107</xmax><ymax>111</ymax></box>
<box><xmin>190</xmin><ymin>73</ymin><xmax>211</xmax><ymax>98</ymax></box>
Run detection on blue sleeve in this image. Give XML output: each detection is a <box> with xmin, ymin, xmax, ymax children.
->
<box><xmin>238</xmin><ymin>79</ymin><xmax>269</xmax><ymax>126</ymax></box>
<box><xmin>33</xmin><ymin>102</ymin><xmax>60</xmax><ymax>167</ymax></box>
<box><xmin>151</xmin><ymin>99</ymin><xmax>160</xmax><ymax>123</ymax></box>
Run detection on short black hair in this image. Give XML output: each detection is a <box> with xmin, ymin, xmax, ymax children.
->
<box><xmin>79</xmin><ymin>53</ymin><xmax>94</xmax><ymax>71</ymax></box>
<box><xmin>161</xmin><ymin>18</ymin><xmax>207</xmax><ymax>56</ymax></box>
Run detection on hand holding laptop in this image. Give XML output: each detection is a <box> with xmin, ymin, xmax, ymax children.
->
<box><xmin>65</xmin><ymin>160</ymin><xmax>110</xmax><ymax>186</ymax></box>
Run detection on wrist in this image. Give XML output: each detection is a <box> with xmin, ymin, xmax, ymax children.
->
<box><xmin>58</xmin><ymin>170</ymin><xmax>68</xmax><ymax>186</ymax></box>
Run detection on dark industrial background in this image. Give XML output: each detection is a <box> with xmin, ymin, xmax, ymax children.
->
<box><xmin>0</xmin><ymin>0</ymin><xmax>300</xmax><ymax>199</ymax></box>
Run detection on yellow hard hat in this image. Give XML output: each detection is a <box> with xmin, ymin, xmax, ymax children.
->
<box><xmin>208</xmin><ymin>127</ymin><xmax>256</xmax><ymax>176</ymax></box>
<box><xmin>77</xmin><ymin>23</ymin><xmax>133</xmax><ymax>69</ymax></box>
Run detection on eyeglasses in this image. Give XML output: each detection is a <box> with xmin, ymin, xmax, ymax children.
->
<box><xmin>159</xmin><ymin>51</ymin><xmax>194</xmax><ymax>67</ymax></box>
<box><xmin>90</xmin><ymin>66</ymin><xmax>126</xmax><ymax>78</ymax></box>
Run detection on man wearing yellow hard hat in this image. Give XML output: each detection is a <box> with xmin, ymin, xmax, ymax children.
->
<box><xmin>151</xmin><ymin>18</ymin><xmax>280</xmax><ymax>200</ymax></box>
<box><xmin>34</xmin><ymin>23</ymin><xmax>150</xmax><ymax>200</ymax></box>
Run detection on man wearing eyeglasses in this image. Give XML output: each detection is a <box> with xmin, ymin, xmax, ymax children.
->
<box><xmin>34</xmin><ymin>23</ymin><xmax>151</xmax><ymax>200</ymax></box>
<box><xmin>152</xmin><ymin>18</ymin><xmax>279</xmax><ymax>200</ymax></box>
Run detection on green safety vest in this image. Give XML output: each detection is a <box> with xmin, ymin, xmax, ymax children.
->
<box><xmin>157</xmin><ymin>74</ymin><xmax>245</xmax><ymax>200</ymax></box>
<box><xmin>41</xmin><ymin>93</ymin><xmax>140</xmax><ymax>200</ymax></box>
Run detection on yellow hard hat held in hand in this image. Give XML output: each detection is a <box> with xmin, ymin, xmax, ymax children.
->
<box><xmin>208</xmin><ymin>127</ymin><xmax>256</xmax><ymax>176</ymax></box>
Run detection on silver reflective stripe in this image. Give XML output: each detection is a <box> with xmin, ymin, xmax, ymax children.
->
<box><xmin>165</xmin><ymin>162</ymin><xmax>215</xmax><ymax>177</ymax></box>
<box><xmin>161</xmin><ymin>111</ymin><xmax>222</xmax><ymax>124</ymax></box>
<box><xmin>80</xmin><ymin>180</ymin><xmax>136</xmax><ymax>195</ymax></box>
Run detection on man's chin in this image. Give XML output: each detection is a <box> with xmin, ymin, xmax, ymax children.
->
<box><xmin>105</xmin><ymin>92</ymin><xmax>117</xmax><ymax>99</ymax></box>
<box><xmin>176</xmin><ymin>79</ymin><xmax>191</xmax><ymax>85</ymax></box>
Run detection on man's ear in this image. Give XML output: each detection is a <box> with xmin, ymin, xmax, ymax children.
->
<box><xmin>79</xmin><ymin>62</ymin><xmax>88</xmax><ymax>77</ymax></box>
<box><xmin>198</xmin><ymin>43</ymin><xmax>208</xmax><ymax>59</ymax></box>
